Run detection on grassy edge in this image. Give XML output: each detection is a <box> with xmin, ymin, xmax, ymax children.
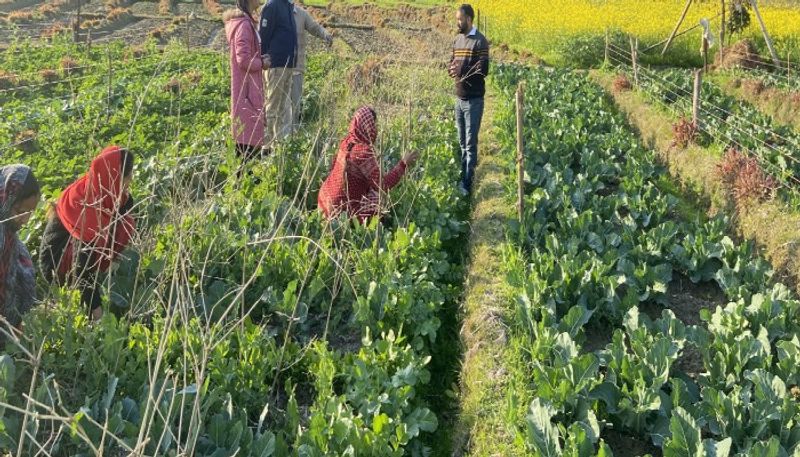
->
<box><xmin>451</xmin><ymin>87</ymin><xmax>529</xmax><ymax>457</ymax></box>
<box><xmin>591</xmin><ymin>70</ymin><xmax>800</xmax><ymax>295</ymax></box>
<box><xmin>708</xmin><ymin>72</ymin><xmax>800</xmax><ymax>134</ymax></box>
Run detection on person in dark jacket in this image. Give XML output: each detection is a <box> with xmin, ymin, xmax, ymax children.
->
<box><xmin>260</xmin><ymin>0</ymin><xmax>298</xmax><ymax>150</ymax></box>
<box><xmin>40</xmin><ymin>146</ymin><xmax>136</xmax><ymax>321</ymax></box>
<box><xmin>448</xmin><ymin>3</ymin><xmax>489</xmax><ymax>196</ymax></box>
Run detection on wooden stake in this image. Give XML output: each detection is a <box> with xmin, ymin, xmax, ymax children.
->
<box><xmin>720</xmin><ymin>0</ymin><xmax>726</xmax><ymax>60</ymax></box>
<box><xmin>516</xmin><ymin>83</ymin><xmax>525</xmax><ymax>223</ymax></box>
<box><xmin>644</xmin><ymin>19</ymin><xmax>707</xmax><ymax>53</ymax></box>
<box><xmin>702</xmin><ymin>36</ymin><xmax>709</xmax><ymax>72</ymax></box>
<box><xmin>749</xmin><ymin>0</ymin><xmax>781</xmax><ymax>68</ymax></box>
<box><xmin>692</xmin><ymin>69</ymin><xmax>703</xmax><ymax>127</ymax></box>
<box><xmin>630</xmin><ymin>36</ymin><xmax>639</xmax><ymax>87</ymax></box>
<box><xmin>663</xmin><ymin>0</ymin><xmax>694</xmax><ymax>55</ymax></box>
<box><xmin>787</xmin><ymin>50</ymin><xmax>791</xmax><ymax>78</ymax></box>
<box><xmin>107</xmin><ymin>46</ymin><xmax>113</xmax><ymax>120</ymax></box>
<box><xmin>605</xmin><ymin>30</ymin><xmax>610</xmax><ymax>67</ymax></box>
<box><xmin>73</xmin><ymin>1</ymin><xmax>82</xmax><ymax>43</ymax></box>
<box><xmin>185</xmin><ymin>15</ymin><xmax>190</xmax><ymax>53</ymax></box>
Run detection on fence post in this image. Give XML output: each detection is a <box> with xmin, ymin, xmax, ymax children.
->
<box><xmin>604</xmin><ymin>30</ymin><xmax>610</xmax><ymax>67</ymax></box>
<box><xmin>788</xmin><ymin>50</ymin><xmax>792</xmax><ymax>78</ymax></box>
<box><xmin>516</xmin><ymin>83</ymin><xmax>525</xmax><ymax>222</ymax></box>
<box><xmin>702</xmin><ymin>35</ymin><xmax>709</xmax><ymax>72</ymax></box>
<box><xmin>720</xmin><ymin>0</ymin><xmax>726</xmax><ymax>59</ymax></box>
<box><xmin>107</xmin><ymin>45</ymin><xmax>113</xmax><ymax>120</ymax></box>
<box><xmin>692</xmin><ymin>69</ymin><xmax>703</xmax><ymax>127</ymax></box>
<box><xmin>630</xmin><ymin>36</ymin><xmax>639</xmax><ymax>87</ymax></box>
<box><xmin>185</xmin><ymin>16</ymin><xmax>190</xmax><ymax>53</ymax></box>
<box><xmin>73</xmin><ymin>1</ymin><xmax>82</xmax><ymax>43</ymax></box>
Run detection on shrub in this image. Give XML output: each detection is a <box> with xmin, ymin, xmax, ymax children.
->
<box><xmin>671</xmin><ymin>118</ymin><xmax>698</xmax><ymax>149</ymax></box>
<box><xmin>612</xmin><ymin>73</ymin><xmax>632</xmax><ymax>93</ymax></box>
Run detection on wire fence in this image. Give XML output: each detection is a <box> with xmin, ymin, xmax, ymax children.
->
<box><xmin>607</xmin><ymin>43</ymin><xmax>800</xmax><ymax>190</ymax></box>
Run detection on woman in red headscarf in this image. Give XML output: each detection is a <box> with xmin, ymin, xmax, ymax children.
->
<box><xmin>318</xmin><ymin>106</ymin><xmax>419</xmax><ymax>223</ymax></box>
<box><xmin>39</xmin><ymin>146</ymin><xmax>136</xmax><ymax>320</ymax></box>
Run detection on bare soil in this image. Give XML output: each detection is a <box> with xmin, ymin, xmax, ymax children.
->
<box><xmin>604</xmin><ymin>428</ymin><xmax>663</xmax><ymax>457</ymax></box>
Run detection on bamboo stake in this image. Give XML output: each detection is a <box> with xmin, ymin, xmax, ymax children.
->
<box><xmin>692</xmin><ymin>69</ymin><xmax>703</xmax><ymax>127</ymax></box>
<box><xmin>663</xmin><ymin>0</ymin><xmax>694</xmax><ymax>55</ymax></box>
<box><xmin>107</xmin><ymin>45</ymin><xmax>113</xmax><ymax>121</ymax></box>
<box><xmin>749</xmin><ymin>0</ymin><xmax>781</xmax><ymax>68</ymax></box>
<box><xmin>516</xmin><ymin>83</ymin><xmax>525</xmax><ymax>222</ymax></box>
<box><xmin>630</xmin><ymin>36</ymin><xmax>639</xmax><ymax>87</ymax></box>
<box><xmin>720</xmin><ymin>0</ymin><xmax>726</xmax><ymax>60</ymax></box>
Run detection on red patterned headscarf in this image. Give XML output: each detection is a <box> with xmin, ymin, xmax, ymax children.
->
<box><xmin>0</xmin><ymin>165</ymin><xmax>39</xmax><ymax>327</ymax></box>
<box><xmin>340</xmin><ymin>106</ymin><xmax>378</xmax><ymax>154</ymax></box>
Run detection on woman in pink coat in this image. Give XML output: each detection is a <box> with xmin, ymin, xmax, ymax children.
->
<box><xmin>224</xmin><ymin>0</ymin><xmax>265</xmax><ymax>162</ymax></box>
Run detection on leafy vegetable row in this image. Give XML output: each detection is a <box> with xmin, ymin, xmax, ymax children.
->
<box><xmin>633</xmin><ymin>67</ymin><xmax>800</xmax><ymax>195</ymax></box>
<box><xmin>494</xmin><ymin>64</ymin><xmax>800</xmax><ymax>457</ymax></box>
<box><xmin>0</xmin><ymin>40</ymin><xmax>466</xmax><ymax>456</ymax></box>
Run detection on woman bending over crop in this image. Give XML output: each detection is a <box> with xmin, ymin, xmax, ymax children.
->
<box><xmin>318</xmin><ymin>106</ymin><xmax>419</xmax><ymax>223</ymax></box>
<box><xmin>0</xmin><ymin>165</ymin><xmax>41</xmax><ymax>336</ymax></box>
<box><xmin>40</xmin><ymin>146</ymin><xmax>136</xmax><ymax>321</ymax></box>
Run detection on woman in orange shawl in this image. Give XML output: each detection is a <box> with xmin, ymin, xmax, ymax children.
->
<box><xmin>40</xmin><ymin>146</ymin><xmax>136</xmax><ymax>320</ymax></box>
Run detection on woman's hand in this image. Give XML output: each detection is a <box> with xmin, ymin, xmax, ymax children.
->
<box><xmin>119</xmin><ymin>195</ymin><xmax>135</xmax><ymax>216</ymax></box>
<box><xmin>402</xmin><ymin>151</ymin><xmax>420</xmax><ymax>166</ymax></box>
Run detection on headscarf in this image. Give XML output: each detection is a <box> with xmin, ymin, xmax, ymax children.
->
<box><xmin>341</xmin><ymin>106</ymin><xmax>378</xmax><ymax>156</ymax></box>
<box><xmin>56</xmin><ymin>145</ymin><xmax>132</xmax><ymax>244</ymax></box>
<box><xmin>0</xmin><ymin>165</ymin><xmax>38</xmax><ymax>327</ymax></box>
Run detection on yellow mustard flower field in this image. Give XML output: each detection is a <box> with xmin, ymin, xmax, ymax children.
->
<box><xmin>470</xmin><ymin>0</ymin><xmax>800</xmax><ymax>65</ymax></box>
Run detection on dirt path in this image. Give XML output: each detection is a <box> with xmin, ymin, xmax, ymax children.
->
<box><xmin>450</xmin><ymin>89</ymin><xmax>525</xmax><ymax>457</ymax></box>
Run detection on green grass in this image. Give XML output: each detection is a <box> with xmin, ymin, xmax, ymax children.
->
<box><xmin>449</xmin><ymin>90</ymin><xmax>530</xmax><ymax>456</ymax></box>
<box><xmin>709</xmin><ymin>72</ymin><xmax>800</xmax><ymax>134</ymax></box>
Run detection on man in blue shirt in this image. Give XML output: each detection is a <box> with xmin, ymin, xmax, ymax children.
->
<box><xmin>260</xmin><ymin>0</ymin><xmax>298</xmax><ymax>150</ymax></box>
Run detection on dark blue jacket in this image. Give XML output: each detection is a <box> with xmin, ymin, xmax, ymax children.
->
<box><xmin>259</xmin><ymin>0</ymin><xmax>298</xmax><ymax>69</ymax></box>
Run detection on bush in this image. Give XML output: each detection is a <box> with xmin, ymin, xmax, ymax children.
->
<box><xmin>555</xmin><ymin>33</ymin><xmax>610</xmax><ymax>68</ymax></box>
<box><xmin>716</xmin><ymin>147</ymin><xmax>777</xmax><ymax>206</ymax></box>
<box><xmin>612</xmin><ymin>73</ymin><xmax>632</xmax><ymax>93</ymax></box>
<box><xmin>671</xmin><ymin>118</ymin><xmax>698</xmax><ymax>149</ymax></box>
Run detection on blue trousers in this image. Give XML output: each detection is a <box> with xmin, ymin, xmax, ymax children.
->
<box><xmin>455</xmin><ymin>97</ymin><xmax>485</xmax><ymax>192</ymax></box>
